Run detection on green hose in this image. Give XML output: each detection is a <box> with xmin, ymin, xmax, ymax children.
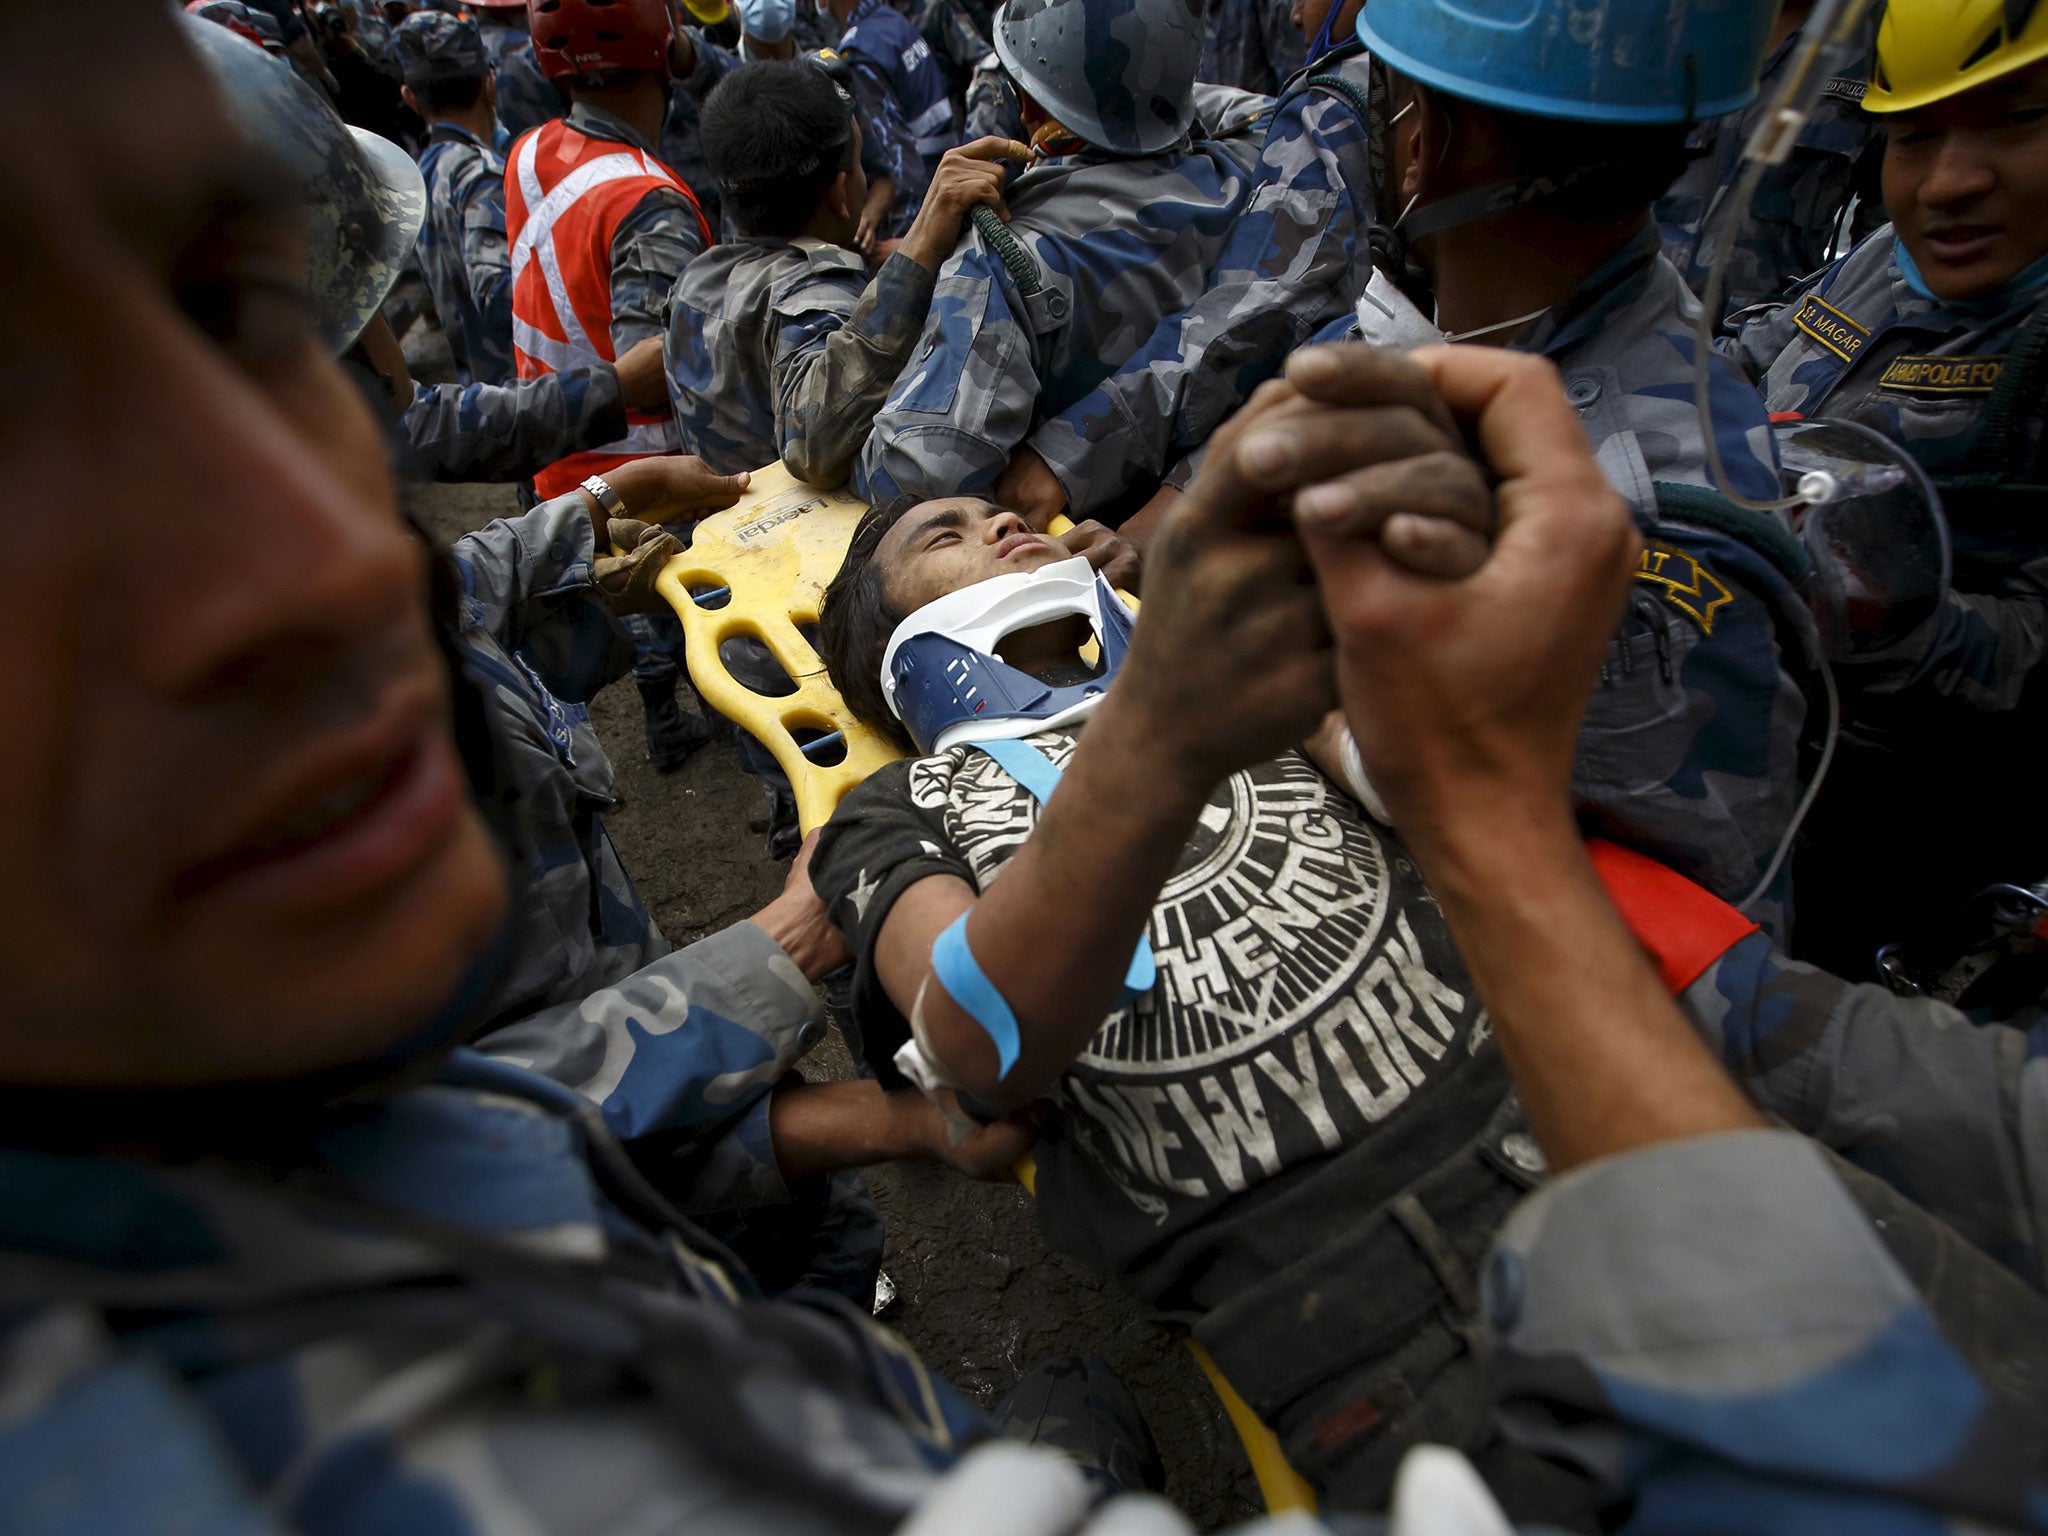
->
<box><xmin>971</xmin><ymin>203</ymin><xmax>1043</xmax><ymax>296</ymax></box>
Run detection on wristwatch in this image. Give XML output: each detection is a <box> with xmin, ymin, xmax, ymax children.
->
<box><xmin>580</xmin><ymin>473</ymin><xmax>628</xmax><ymax>520</ymax></box>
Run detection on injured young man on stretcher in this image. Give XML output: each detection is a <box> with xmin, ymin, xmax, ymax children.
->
<box><xmin>807</xmin><ymin>428</ymin><xmax>1597</xmax><ymax>1518</ymax></box>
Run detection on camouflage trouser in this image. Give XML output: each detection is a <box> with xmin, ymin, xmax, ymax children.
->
<box><xmin>623</xmin><ymin>609</ymin><xmax>689</xmax><ymax>686</ymax></box>
<box><xmin>991</xmin><ymin>1356</ymin><xmax>1163</xmax><ymax>1500</ymax></box>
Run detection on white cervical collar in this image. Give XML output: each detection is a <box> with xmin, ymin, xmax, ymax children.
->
<box><xmin>881</xmin><ymin>556</ymin><xmax>1130</xmax><ymax>754</ymax></box>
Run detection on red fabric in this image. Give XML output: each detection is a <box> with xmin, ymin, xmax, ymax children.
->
<box><xmin>505</xmin><ymin>121</ymin><xmax>707</xmax><ymax>498</ymax></box>
<box><xmin>1586</xmin><ymin>839</ymin><xmax>1760</xmax><ymax>995</ymax></box>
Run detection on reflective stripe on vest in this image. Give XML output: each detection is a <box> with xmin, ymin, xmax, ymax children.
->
<box><xmin>907</xmin><ymin>95</ymin><xmax>954</xmax><ymax>142</ymax></box>
<box><xmin>506</xmin><ymin>123</ymin><xmax>691</xmax><ymax>494</ymax></box>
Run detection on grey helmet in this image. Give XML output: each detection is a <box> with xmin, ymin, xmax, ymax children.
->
<box><xmin>992</xmin><ymin>0</ymin><xmax>1202</xmax><ymax>155</ymax></box>
<box><xmin>182</xmin><ymin>16</ymin><xmax>426</xmax><ymax>353</ymax></box>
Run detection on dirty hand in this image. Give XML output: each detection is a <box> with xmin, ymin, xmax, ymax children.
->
<box><xmin>1055</xmin><ymin>519</ymin><xmax>1141</xmax><ymax>593</ymax></box>
<box><xmin>1107</xmin><ymin>360</ymin><xmax>1481</xmax><ymax>791</ymax></box>
<box><xmin>593</xmin><ymin>518</ymin><xmax>682</xmax><ymax>616</ymax></box>
<box><xmin>1281</xmin><ymin>343</ymin><xmax>1497</xmax><ymax>580</ymax></box>
<box><xmin>1292</xmin><ymin>346</ymin><xmax>1640</xmax><ymax>845</ymax></box>
<box><xmin>899</xmin><ymin>136</ymin><xmax>1032</xmax><ymax>271</ymax></box>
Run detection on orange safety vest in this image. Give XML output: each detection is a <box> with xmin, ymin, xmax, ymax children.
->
<box><xmin>505</xmin><ymin>119</ymin><xmax>708</xmax><ymax>499</ymax></box>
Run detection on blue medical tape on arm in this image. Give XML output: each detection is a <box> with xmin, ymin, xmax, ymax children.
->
<box><xmin>974</xmin><ymin>736</ymin><xmax>1157</xmax><ymax>1003</ymax></box>
<box><xmin>930</xmin><ymin>912</ymin><xmax>1023</xmax><ymax>1078</ymax></box>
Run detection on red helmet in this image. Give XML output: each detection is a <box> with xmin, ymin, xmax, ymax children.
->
<box><xmin>529</xmin><ymin>0</ymin><xmax>673</xmax><ymax>80</ymax></box>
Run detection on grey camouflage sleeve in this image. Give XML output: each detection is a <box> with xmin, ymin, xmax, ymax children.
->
<box><xmin>1724</xmin><ymin>287</ymin><xmax>1809</xmax><ymax>384</ymax></box>
<box><xmin>1906</xmin><ymin>556</ymin><xmax>2048</xmax><ymax>712</ymax></box>
<box><xmin>1680</xmin><ymin>928</ymin><xmax>2048</xmax><ymax>1286</ymax></box>
<box><xmin>458</xmin><ymin>174</ymin><xmax>514</xmax><ymax>341</ymax></box>
<box><xmin>474</xmin><ymin>920</ymin><xmax>828</xmax><ymax>1212</ymax></box>
<box><xmin>609</xmin><ymin>188</ymin><xmax>707</xmax><ymax>350</ymax></box>
<box><xmin>1490</xmin><ymin>1129</ymin><xmax>2043</xmax><ymax>1521</ymax></box>
<box><xmin>1024</xmin><ymin>88</ymin><xmax>1374</xmax><ymax>516</ymax></box>
<box><xmin>401</xmin><ymin>367</ymin><xmax>627</xmax><ymax>482</ymax></box>
<box><xmin>449</xmin><ymin>494</ymin><xmax>598</xmax><ymax>647</ymax></box>
<box><xmin>856</xmin><ymin>240</ymin><xmax>1047</xmax><ymax>503</ymax></box>
<box><xmin>778</xmin><ymin>254</ymin><xmax>937</xmax><ymax>487</ymax></box>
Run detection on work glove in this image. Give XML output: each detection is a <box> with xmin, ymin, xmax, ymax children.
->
<box><xmin>593</xmin><ymin>518</ymin><xmax>682</xmax><ymax>616</ymax></box>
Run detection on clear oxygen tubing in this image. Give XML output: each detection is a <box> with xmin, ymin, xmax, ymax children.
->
<box><xmin>1738</xmin><ymin>655</ymin><xmax>1838</xmax><ymax>913</ymax></box>
<box><xmin>1692</xmin><ymin>0</ymin><xmax>1881</xmax><ymax>512</ymax></box>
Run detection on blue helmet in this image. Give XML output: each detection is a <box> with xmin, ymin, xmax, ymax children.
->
<box><xmin>1356</xmin><ymin>0</ymin><xmax>1777</xmax><ymax>123</ymax></box>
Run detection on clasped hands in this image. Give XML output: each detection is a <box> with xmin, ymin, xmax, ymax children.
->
<box><xmin>1117</xmin><ymin>342</ymin><xmax>1643</xmax><ymax>848</ymax></box>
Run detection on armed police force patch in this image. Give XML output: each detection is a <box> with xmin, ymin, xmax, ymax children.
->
<box><xmin>1876</xmin><ymin>354</ymin><xmax>2006</xmax><ymax>395</ymax></box>
<box><xmin>1635</xmin><ymin>540</ymin><xmax>1733</xmax><ymax>634</ymax></box>
<box><xmin>1791</xmin><ymin>294</ymin><xmax>1870</xmax><ymax>362</ymax></box>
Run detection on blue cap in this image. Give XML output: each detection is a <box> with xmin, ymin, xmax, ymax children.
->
<box><xmin>737</xmin><ymin>0</ymin><xmax>796</xmax><ymax>43</ymax></box>
<box><xmin>1356</xmin><ymin>0</ymin><xmax>1776</xmax><ymax>123</ymax></box>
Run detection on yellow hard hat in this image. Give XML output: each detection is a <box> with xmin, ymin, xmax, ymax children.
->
<box><xmin>1867</xmin><ymin>0</ymin><xmax>2048</xmax><ymax>113</ymax></box>
<box><xmin>678</xmin><ymin>0</ymin><xmax>731</xmax><ymax>24</ymax></box>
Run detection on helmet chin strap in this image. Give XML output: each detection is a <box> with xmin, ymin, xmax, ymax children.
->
<box><xmin>882</xmin><ymin>557</ymin><xmax>1137</xmax><ymax>755</ymax></box>
<box><xmin>1395</xmin><ymin>157</ymin><xmax>1619</xmax><ymax>242</ymax></box>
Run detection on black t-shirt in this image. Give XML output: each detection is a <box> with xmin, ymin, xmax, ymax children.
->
<box><xmin>811</xmin><ymin>726</ymin><xmax>1510</xmax><ymax>1318</ymax></box>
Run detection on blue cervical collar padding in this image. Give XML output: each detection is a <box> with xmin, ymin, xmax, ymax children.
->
<box><xmin>891</xmin><ymin>576</ymin><xmax>1136</xmax><ymax>755</ymax></box>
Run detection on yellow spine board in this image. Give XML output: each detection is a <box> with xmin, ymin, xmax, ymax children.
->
<box><xmin>653</xmin><ymin>463</ymin><xmax>903</xmax><ymax>834</ymax></box>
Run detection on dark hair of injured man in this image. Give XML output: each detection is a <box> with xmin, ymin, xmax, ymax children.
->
<box><xmin>821</xmin><ymin>494</ymin><xmax>1106</xmax><ymax>753</ymax></box>
<box><xmin>700</xmin><ymin>59</ymin><xmax>862</xmax><ymax>238</ymax></box>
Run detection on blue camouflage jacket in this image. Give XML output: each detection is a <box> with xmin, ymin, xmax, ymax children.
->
<box><xmin>839</xmin><ymin>0</ymin><xmax>958</xmax><ymax>163</ymax></box>
<box><xmin>0</xmin><ymin>1027</ymin><xmax>984</xmax><ymax>1536</ymax></box>
<box><xmin>1023</xmin><ymin>40</ymin><xmax>1376</xmax><ymax>517</ymax></box>
<box><xmin>401</xmin><ymin>365</ymin><xmax>629</xmax><ymax>483</ymax></box>
<box><xmin>445</xmin><ymin>497</ymin><xmax>822</xmax><ymax>1211</ymax></box>
<box><xmin>416</xmin><ymin>122</ymin><xmax>516</xmax><ymax>386</ymax></box>
<box><xmin>1343</xmin><ymin>229</ymin><xmax>1810</xmax><ymax>931</ymax></box>
<box><xmin>2</xmin><ymin>1091</ymin><xmax>2040</xmax><ymax>1533</ymax></box>
<box><xmin>853</xmin><ymin>131</ymin><xmax>1259</xmax><ymax>504</ymax></box>
<box><xmin>1563</xmin><ymin>239</ymin><xmax>1808</xmax><ymax>934</ymax></box>
<box><xmin>1733</xmin><ymin>224</ymin><xmax>2048</xmax><ymax>713</ymax></box>
<box><xmin>1655</xmin><ymin>28</ymin><xmax>1881</xmax><ymax>325</ymax></box>
<box><xmin>668</xmin><ymin>240</ymin><xmax>938</xmax><ymax>483</ymax></box>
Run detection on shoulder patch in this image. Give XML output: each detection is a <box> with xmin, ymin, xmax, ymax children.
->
<box><xmin>1820</xmin><ymin>75</ymin><xmax>1867</xmax><ymax>105</ymax></box>
<box><xmin>1877</xmin><ymin>353</ymin><xmax>2005</xmax><ymax>395</ymax></box>
<box><xmin>1792</xmin><ymin>293</ymin><xmax>1872</xmax><ymax>362</ymax></box>
<box><xmin>1636</xmin><ymin>540</ymin><xmax>1733</xmax><ymax>634</ymax></box>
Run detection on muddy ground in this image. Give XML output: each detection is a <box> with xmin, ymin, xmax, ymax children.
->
<box><xmin>403</xmin><ymin>334</ymin><xmax>1261</xmax><ymax>1527</ymax></box>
